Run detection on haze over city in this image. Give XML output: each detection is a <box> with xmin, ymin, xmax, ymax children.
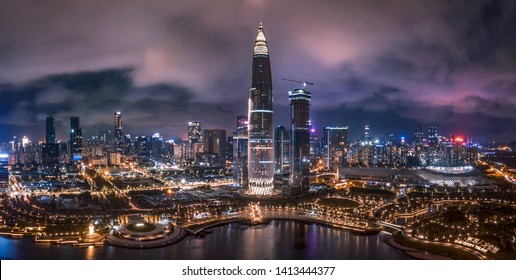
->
<box><xmin>1</xmin><ymin>0</ymin><xmax>515</xmax><ymax>142</ymax></box>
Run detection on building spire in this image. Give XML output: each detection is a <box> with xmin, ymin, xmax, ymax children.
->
<box><xmin>254</xmin><ymin>23</ymin><xmax>268</xmax><ymax>55</ymax></box>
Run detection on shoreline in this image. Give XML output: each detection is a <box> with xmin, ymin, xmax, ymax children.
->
<box><xmin>385</xmin><ymin>236</ymin><xmax>452</xmax><ymax>260</ymax></box>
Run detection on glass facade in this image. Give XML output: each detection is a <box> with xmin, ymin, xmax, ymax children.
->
<box><xmin>248</xmin><ymin>24</ymin><xmax>274</xmax><ymax>195</ymax></box>
<box><xmin>289</xmin><ymin>89</ymin><xmax>311</xmax><ymax>190</ymax></box>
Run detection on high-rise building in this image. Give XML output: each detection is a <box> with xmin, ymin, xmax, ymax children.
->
<box><xmin>123</xmin><ymin>134</ymin><xmax>132</xmax><ymax>155</ymax></box>
<box><xmin>43</xmin><ymin>115</ymin><xmax>59</xmax><ymax>165</ymax></box>
<box><xmin>70</xmin><ymin>117</ymin><xmax>83</xmax><ymax>162</ymax></box>
<box><xmin>323</xmin><ymin>127</ymin><xmax>348</xmax><ymax>170</ymax></box>
<box><xmin>114</xmin><ymin>112</ymin><xmax>123</xmax><ymax>152</ymax></box>
<box><xmin>188</xmin><ymin>121</ymin><xmax>202</xmax><ymax>143</ymax></box>
<box><xmin>274</xmin><ymin>126</ymin><xmax>290</xmax><ymax>173</ymax></box>
<box><xmin>42</xmin><ymin>144</ymin><xmax>59</xmax><ymax>166</ymax></box>
<box><xmin>309</xmin><ymin>125</ymin><xmax>319</xmax><ymax>160</ymax></box>
<box><xmin>151</xmin><ymin>133</ymin><xmax>163</xmax><ymax>157</ymax></box>
<box><xmin>199</xmin><ymin>131</ymin><xmax>225</xmax><ymax>167</ymax></box>
<box><xmin>428</xmin><ymin>126</ymin><xmax>438</xmax><ymax>148</ymax></box>
<box><xmin>203</xmin><ymin>129</ymin><xmax>227</xmax><ymax>165</ymax></box>
<box><xmin>248</xmin><ymin>23</ymin><xmax>274</xmax><ymax>196</ymax></box>
<box><xmin>0</xmin><ymin>152</ymin><xmax>8</xmax><ymax>189</ymax></box>
<box><xmin>364</xmin><ymin>125</ymin><xmax>371</xmax><ymax>142</ymax></box>
<box><xmin>225</xmin><ymin>136</ymin><xmax>234</xmax><ymax>161</ymax></box>
<box><xmin>135</xmin><ymin>136</ymin><xmax>149</xmax><ymax>157</ymax></box>
<box><xmin>415</xmin><ymin>124</ymin><xmax>423</xmax><ymax>145</ymax></box>
<box><xmin>233</xmin><ymin>116</ymin><xmax>248</xmax><ymax>187</ymax></box>
<box><xmin>187</xmin><ymin>121</ymin><xmax>202</xmax><ymax>161</ymax></box>
<box><xmin>46</xmin><ymin>116</ymin><xmax>56</xmax><ymax>144</ymax></box>
<box><xmin>289</xmin><ymin>88</ymin><xmax>311</xmax><ymax>191</ymax></box>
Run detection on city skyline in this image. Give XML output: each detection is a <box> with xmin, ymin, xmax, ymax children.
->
<box><xmin>0</xmin><ymin>1</ymin><xmax>515</xmax><ymax>143</ymax></box>
<box><xmin>0</xmin><ymin>1</ymin><xmax>515</xmax><ymax>263</ymax></box>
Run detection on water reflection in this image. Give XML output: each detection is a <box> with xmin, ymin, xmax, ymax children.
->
<box><xmin>0</xmin><ymin>221</ymin><xmax>411</xmax><ymax>260</ymax></box>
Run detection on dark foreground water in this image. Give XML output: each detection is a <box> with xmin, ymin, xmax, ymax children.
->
<box><xmin>0</xmin><ymin>221</ymin><xmax>411</xmax><ymax>260</ymax></box>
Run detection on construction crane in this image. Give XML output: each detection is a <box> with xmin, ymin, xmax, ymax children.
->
<box><xmin>281</xmin><ymin>78</ymin><xmax>314</xmax><ymax>90</ymax></box>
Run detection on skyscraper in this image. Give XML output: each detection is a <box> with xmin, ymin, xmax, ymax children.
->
<box><xmin>309</xmin><ymin>123</ymin><xmax>319</xmax><ymax>160</ymax></box>
<box><xmin>364</xmin><ymin>125</ymin><xmax>371</xmax><ymax>142</ymax></box>
<box><xmin>43</xmin><ymin>115</ymin><xmax>59</xmax><ymax>165</ymax></box>
<box><xmin>0</xmin><ymin>153</ymin><xmax>8</xmax><ymax>189</ymax></box>
<box><xmin>46</xmin><ymin>116</ymin><xmax>56</xmax><ymax>144</ymax></box>
<box><xmin>151</xmin><ymin>133</ymin><xmax>163</xmax><ymax>157</ymax></box>
<box><xmin>289</xmin><ymin>88</ymin><xmax>311</xmax><ymax>191</ymax></box>
<box><xmin>187</xmin><ymin>121</ymin><xmax>202</xmax><ymax>161</ymax></box>
<box><xmin>114</xmin><ymin>112</ymin><xmax>123</xmax><ymax>152</ymax></box>
<box><xmin>203</xmin><ymin>129</ymin><xmax>227</xmax><ymax>155</ymax></box>
<box><xmin>415</xmin><ymin>124</ymin><xmax>423</xmax><ymax>145</ymax></box>
<box><xmin>323</xmin><ymin>127</ymin><xmax>348</xmax><ymax>170</ymax></box>
<box><xmin>248</xmin><ymin>23</ymin><xmax>274</xmax><ymax>195</ymax></box>
<box><xmin>233</xmin><ymin>116</ymin><xmax>248</xmax><ymax>187</ymax></box>
<box><xmin>429</xmin><ymin>126</ymin><xmax>438</xmax><ymax>148</ymax></box>
<box><xmin>274</xmin><ymin>126</ymin><xmax>290</xmax><ymax>173</ymax></box>
<box><xmin>202</xmin><ymin>129</ymin><xmax>227</xmax><ymax>167</ymax></box>
<box><xmin>70</xmin><ymin>117</ymin><xmax>83</xmax><ymax>162</ymax></box>
<box><xmin>188</xmin><ymin>121</ymin><xmax>202</xmax><ymax>143</ymax></box>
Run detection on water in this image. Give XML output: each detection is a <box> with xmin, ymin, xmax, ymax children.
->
<box><xmin>0</xmin><ymin>221</ymin><xmax>411</xmax><ymax>260</ymax></box>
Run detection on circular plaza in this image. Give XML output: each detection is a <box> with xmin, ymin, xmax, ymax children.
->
<box><xmin>106</xmin><ymin>221</ymin><xmax>186</xmax><ymax>249</ymax></box>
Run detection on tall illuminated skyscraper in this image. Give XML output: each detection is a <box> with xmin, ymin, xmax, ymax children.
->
<box><xmin>323</xmin><ymin>127</ymin><xmax>348</xmax><ymax>170</ymax></box>
<box><xmin>289</xmin><ymin>88</ymin><xmax>311</xmax><ymax>191</ymax></box>
<box><xmin>274</xmin><ymin>125</ymin><xmax>289</xmax><ymax>173</ymax></box>
<box><xmin>70</xmin><ymin>117</ymin><xmax>83</xmax><ymax>162</ymax></box>
<box><xmin>414</xmin><ymin>124</ymin><xmax>423</xmax><ymax>145</ymax></box>
<box><xmin>0</xmin><ymin>153</ymin><xmax>8</xmax><ymax>189</ymax></box>
<box><xmin>188</xmin><ymin>121</ymin><xmax>202</xmax><ymax>143</ymax></box>
<box><xmin>46</xmin><ymin>116</ymin><xmax>56</xmax><ymax>144</ymax></box>
<box><xmin>187</xmin><ymin>121</ymin><xmax>202</xmax><ymax>161</ymax></box>
<box><xmin>248</xmin><ymin>23</ymin><xmax>274</xmax><ymax>195</ymax></box>
<box><xmin>428</xmin><ymin>126</ymin><xmax>438</xmax><ymax>148</ymax></box>
<box><xmin>114</xmin><ymin>112</ymin><xmax>123</xmax><ymax>152</ymax></box>
<box><xmin>233</xmin><ymin>116</ymin><xmax>248</xmax><ymax>187</ymax></box>
<box><xmin>364</xmin><ymin>125</ymin><xmax>371</xmax><ymax>142</ymax></box>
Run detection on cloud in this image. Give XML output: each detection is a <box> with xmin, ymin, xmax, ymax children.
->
<box><xmin>0</xmin><ymin>0</ymin><xmax>515</xmax><ymax>142</ymax></box>
<box><xmin>0</xmin><ymin>68</ymin><xmax>244</xmax><ymax>141</ymax></box>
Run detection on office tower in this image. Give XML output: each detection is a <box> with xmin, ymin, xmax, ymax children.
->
<box><xmin>203</xmin><ymin>129</ymin><xmax>226</xmax><ymax>155</ymax></box>
<box><xmin>364</xmin><ymin>125</ymin><xmax>371</xmax><ymax>142</ymax></box>
<box><xmin>135</xmin><ymin>136</ymin><xmax>149</xmax><ymax>157</ymax></box>
<box><xmin>248</xmin><ymin>23</ymin><xmax>274</xmax><ymax>195</ymax></box>
<box><xmin>70</xmin><ymin>117</ymin><xmax>83</xmax><ymax>162</ymax></box>
<box><xmin>123</xmin><ymin>134</ymin><xmax>132</xmax><ymax>155</ymax></box>
<box><xmin>188</xmin><ymin>121</ymin><xmax>202</xmax><ymax>143</ymax></box>
<box><xmin>43</xmin><ymin>116</ymin><xmax>59</xmax><ymax>165</ymax></box>
<box><xmin>187</xmin><ymin>121</ymin><xmax>202</xmax><ymax>161</ymax></box>
<box><xmin>196</xmin><ymin>127</ymin><xmax>225</xmax><ymax>166</ymax></box>
<box><xmin>274</xmin><ymin>126</ymin><xmax>290</xmax><ymax>173</ymax></box>
<box><xmin>42</xmin><ymin>144</ymin><xmax>59</xmax><ymax>166</ymax></box>
<box><xmin>0</xmin><ymin>153</ymin><xmax>8</xmax><ymax>189</ymax></box>
<box><xmin>151</xmin><ymin>133</ymin><xmax>163</xmax><ymax>157</ymax></box>
<box><xmin>226</xmin><ymin>136</ymin><xmax>233</xmax><ymax>161</ymax></box>
<box><xmin>428</xmin><ymin>126</ymin><xmax>438</xmax><ymax>148</ymax></box>
<box><xmin>114</xmin><ymin>112</ymin><xmax>123</xmax><ymax>152</ymax></box>
<box><xmin>289</xmin><ymin>88</ymin><xmax>311</xmax><ymax>191</ymax></box>
<box><xmin>46</xmin><ymin>116</ymin><xmax>56</xmax><ymax>144</ymax></box>
<box><xmin>103</xmin><ymin>130</ymin><xmax>112</xmax><ymax>145</ymax></box>
<box><xmin>201</xmin><ymin>129</ymin><xmax>226</xmax><ymax>167</ymax></box>
<box><xmin>323</xmin><ymin>127</ymin><xmax>348</xmax><ymax>170</ymax></box>
<box><xmin>309</xmin><ymin>125</ymin><xmax>318</xmax><ymax>160</ymax></box>
<box><xmin>233</xmin><ymin>116</ymin><xmax>248</xmax><ymax>187</ymax></box>
<box><xmin>415</xmin><ymin>124</ymin><xmax>423</xmax><ymax>145</ymax></box>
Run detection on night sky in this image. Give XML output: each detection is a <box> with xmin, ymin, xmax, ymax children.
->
<box><xmin>0</xmin><ymin>0</ymin><xmax>515</xmax><ymax>143</ymax></box>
